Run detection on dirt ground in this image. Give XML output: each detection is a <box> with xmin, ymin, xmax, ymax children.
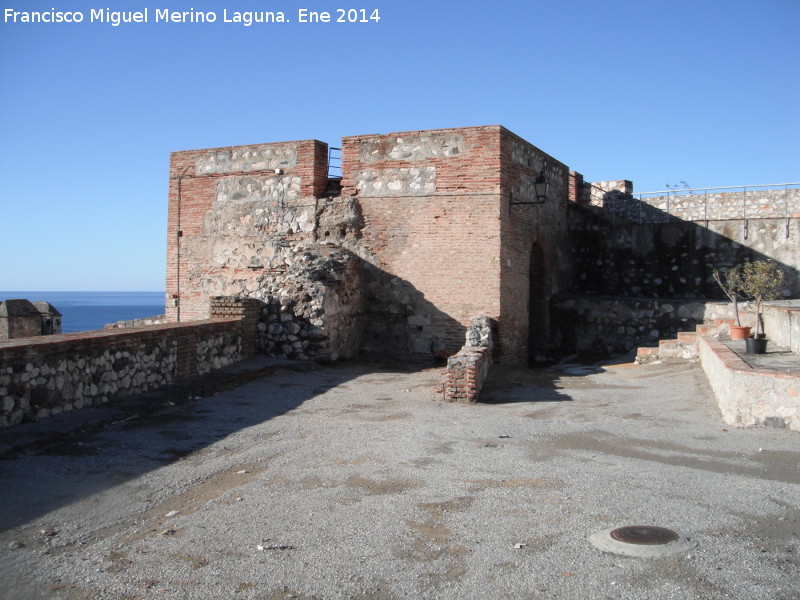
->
<box><xmin>0</xmin><ymin>357</ymin><xmax>798</xmax><ymax>599</ymax></box>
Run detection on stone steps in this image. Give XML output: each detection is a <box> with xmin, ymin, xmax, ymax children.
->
<box><xmin>635</xmin><ymin>320</ymin><xmax>728</xmax><ymax>364</ymax></box>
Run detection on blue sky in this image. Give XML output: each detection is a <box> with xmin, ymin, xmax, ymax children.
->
<box><xmin>1</xmin><ymin>0</ymin><xmax>798</xmax><ymax>291</ymax></box>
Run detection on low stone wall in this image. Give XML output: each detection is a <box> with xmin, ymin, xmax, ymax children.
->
<box><xmin>0</xmin><ymin>297</ymin><xmax>259</xmax><ymax>428</ymax></box>
<box><xmin>698</xmin><ymin>336</ymin><xmax>799</xmax><ymax>431</ymax></box>
<box><xmin>444</xmin><ymin>316</ymin><xmax>494</xmax><ymax>403</ymax></box>
<box><xmin>761</xmin><ymin>302</ymin><xmax>800</xmax><ymax>355</ymax></box>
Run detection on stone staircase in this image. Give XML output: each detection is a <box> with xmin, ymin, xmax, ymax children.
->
<box><xmin>635</xmin><ymin>321</ymin><xmax>731</xmax><ymax>364</ymax></box>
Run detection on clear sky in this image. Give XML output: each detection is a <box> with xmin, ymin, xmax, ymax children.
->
<box><xmin>1</xmin><ymin>0</ymin><xmax>798</xmax><ymax>291</ymax></box>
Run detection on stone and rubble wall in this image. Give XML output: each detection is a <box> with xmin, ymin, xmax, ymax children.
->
<box><xmin>586</xmin><ymin>180</ymin><xmax>634</xmax><ymax>207</ymax></box>
<box><xmin>553</xmin><ymin>297</ymin><xmax>800</xmax><ymax>358</ymax></box>
<box><xmin>253</xmin><ymin>247</ymin><xmax>364</xmax><ymax>361</ymax></box>
<box><xmin>445</xmin><ymin>316</ymin><xmax>495</xmax><ymax>402</ymax></box>
<box><xmin>704</xmin><ymin>301</ymin><xmax>800</xmax><ymax>355</ymax></box>
<box><xmin>761</xmin><ymin>302</ymin><xmax>800</xmax><ymax>355</ymax></box>
<box><xmin>568</xmin><ymin>208</ymin><xmax>799</xmax><ymax>301</ymax></box>
<box><xmin>0</xmin><ymin>297</ymin><xmax>258</xmax><ymax>427</ymax></box>
<box><xmin>571</xmin><ymin>187</ymin><xmax>800</xmax><ymax>298</ymax></box>
<box><xmin>166</xmin><ymin>138</ymin><xmax>365</xmax><ymax>362</ymax></box>
<box><xmin>555</xmin><ymin>183</ymin><xmax>799</xmax><ymax>356</ymax></box>
<box><xmin>551</xmin><ymin>295</ymin><xmax>708</xmax><ymax>355</ymax></box>
<box><xmin>599</xmin><ymin>187</ymin><xmax>800</xmax><ymax>223</ymax></box>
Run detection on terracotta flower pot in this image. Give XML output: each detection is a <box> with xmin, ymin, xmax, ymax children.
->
<box><xmin>729</xmin><ymin>325</ymin><xmax>752</xmax><ymax>340</ymax></box>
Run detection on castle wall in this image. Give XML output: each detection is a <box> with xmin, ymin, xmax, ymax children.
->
<box><xmin>553</xmin><ymin>185</ymin><xmax>800</xmax><ymax>355</ymax></box>
<box><xmin>164</xmin><ymin>127</ymin><xmax>798</xmax><ymax>364</ymax></box>
<box><xmin>340</xmin><ymin>125</ymin><xmax>568</xmax><ymax>363</ymax></box>
<box><xmin>570</xmin><ymin>192</ymin><xmax>800</xmax><ymax>299</ymax></box>
<box><xmin>168</xmin><ymin>126</ymin><xmax>571</xmax><ymax>364</ymax></box>
<box><xmin>603</xmin><ymin>187</ymin><xmax>800</xmax><ymax>223</ymax></box>
<box><xmin>578</xmin><ymin>187</ymin><xmax>800</xmax><ymax>297</ymax></box>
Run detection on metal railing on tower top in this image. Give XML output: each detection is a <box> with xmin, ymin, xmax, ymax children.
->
<box><xmin>327</xmin><ymin>147</ymin><xmax>342</xmax><ymax>179</ymax></box>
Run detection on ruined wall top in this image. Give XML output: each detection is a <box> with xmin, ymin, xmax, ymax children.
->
<box><xmin>339</xmin><ymin>125</ymin><xmax>571</xmax><ymax>206</ymax></box>
<box><xmin>169</xmin><ymin>139</ymin><xmax>329</xmax><ymax>199</ymax></box>
<box><xmin>340</xmin><ymin>125</ymin><xmax>506</xmax><ymax>198</ymax></box>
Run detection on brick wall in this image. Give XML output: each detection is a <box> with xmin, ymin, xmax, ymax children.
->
<box><xmin>0</xmin><ymin>298</ymin><xmax>258</xmax><ymax>428</ymax></box>
<box><xmin>166</xmin><ymin>139</ymin><xmax>329</xmax><ymax>322</ymax></box>
<box><xmin>568</xmin><ymin>171</ymin><xmax>585</xmax><ymax>204</ymax></box>
<box><xmin>340</xmin><ymin>126</ymin><xmax>506</xmax><ymax>359</ymax></box>
<box><xmin>209</xmin><ymin>296</ymin><xmax>260</xmax><ymax>356</ymax></box>
<box><xmin>498</xmin><ymin>128</ymin><xmax>573</xmax><ymax>364</ymax></box>
<box><xmin>341</xmin><ymin>125</ymin><xmax>569</xmax><ymax>363</ymax></box>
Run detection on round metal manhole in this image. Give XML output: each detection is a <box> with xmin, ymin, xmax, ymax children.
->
<box><xmin>609</xmin><ymin>525</ymin><xmax>679</xmax><ymax>545</ymax></box>
<box><xmin>588</xmin><ymin>525</ymin><xmax>695</xmax><ymax>558</ymax></box>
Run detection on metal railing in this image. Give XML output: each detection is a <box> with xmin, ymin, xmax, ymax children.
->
<box><xmin>635</xmin><ymin>182</ymin><xmax>800</xmax><ymax>199</ymax></box>
<box><xmin>327</xmin><ymin>146</ymin><xmax>341</xmax><ymax>179</ymax></box>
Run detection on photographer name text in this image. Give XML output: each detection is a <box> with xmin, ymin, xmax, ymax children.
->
<box><xmin>4</xmin><ymin>7</ymin><xmax>381</xmax><ymax>27</ymax></box>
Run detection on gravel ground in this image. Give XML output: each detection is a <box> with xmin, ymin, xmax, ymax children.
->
<box><xmin>0</xmin><ymin>357</ymin><xmax>798</xmax><ymax>600</ymax></box>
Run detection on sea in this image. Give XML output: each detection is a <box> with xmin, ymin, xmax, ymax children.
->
<box><xmin>0</xmin><ymin>291</ymin><xmax>165</xmax><ymax>333</ymax></box>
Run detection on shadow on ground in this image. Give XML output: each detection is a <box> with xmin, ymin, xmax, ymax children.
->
<box><xmin>480</xmin><ymin>365</ymin><xmax>576</xmax><ymax>404</ymax></box>
<box><xmin>0</xmin><ymin>357</ymin><xmax>400</xmax><ymax>532</ymax></box>
<box><xmin>480</xmin><ymin>354</ymin><xmax>626</xmax><ymax>404</ymax></box>
<box><xmin>0</xmin><ymin>352</ymin><xmax>625</xmax><ymax>533</ymax></box>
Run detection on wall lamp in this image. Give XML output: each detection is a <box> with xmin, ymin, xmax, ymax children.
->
<box><xmin>510</xmin><ymin>174</ymin><xmax>550</xmax><ymax>206</ymax></box>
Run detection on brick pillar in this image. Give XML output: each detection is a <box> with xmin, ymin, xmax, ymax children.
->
<box><xmin>210</xmin><ymin>296</ymin><xmax>262</xmax><ymax>357</ymax></box>
<box><xmin>569</xmin><ymin>171</ymin><xmax>584</xmax><ymax>204</ymax></box>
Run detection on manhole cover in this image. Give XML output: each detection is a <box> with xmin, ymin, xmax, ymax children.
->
<box><xmin>588</xmin><ymin>526</ymin><xmax>694</xmax><ymax>558</ymax></box>
<box><xmin>610</xmin><ymin>525</ymin><xmax>679</xmax><ymax>545</ymax></box>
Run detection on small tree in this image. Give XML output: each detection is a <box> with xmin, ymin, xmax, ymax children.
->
<box><xmin>740</xmin><ymin>260</ymin><xmax>785</xmax><ymax>337</ymax></box>
<box><xmin>712</xmin><ymin>266</ymin><xmax>745</xmax><ymax>327</ymax></box>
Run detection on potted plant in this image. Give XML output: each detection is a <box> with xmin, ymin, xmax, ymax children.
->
<box><xmin>712</xmin><ymin>266</ymin><xmax>750</xmax><ymax>339</ymax></box>
<box><xmin>740</xmin><ymin>260</ymin><xmax>785</xmax><ymax>354</ymax></box>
